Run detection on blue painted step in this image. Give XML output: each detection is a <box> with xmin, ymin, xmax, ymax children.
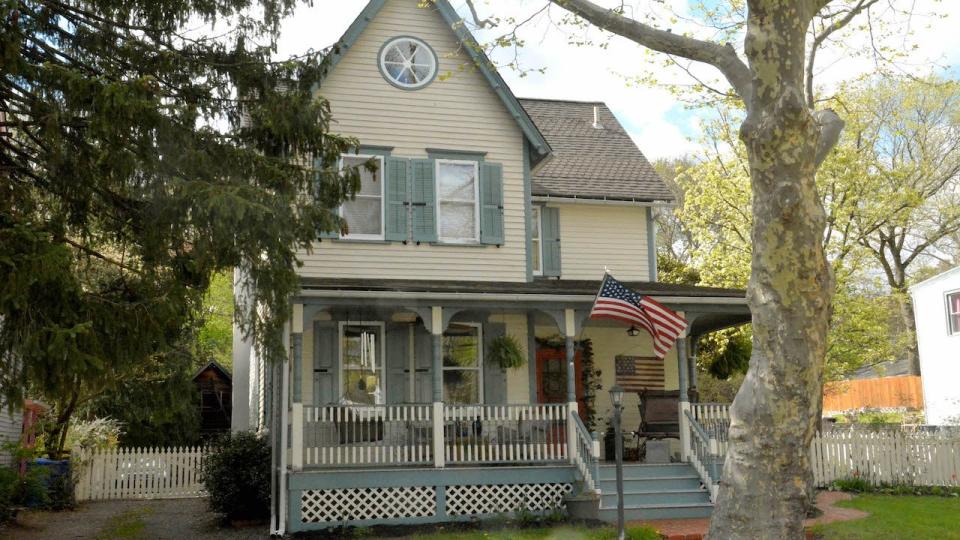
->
<box><xmin>594</xmin><ymin>462</ymin><xmax>713</xmax><ymax>522</ymax></box>
<box><xmin>598</xmin><ymin>463</ymin><xmax>693</xmax><ymax>480</ymax></box>
<box><xmin>597</xmin><ymin>503</ymin><xmax>714</xmax><ymax>521</ymax></box>
<box><xmin>600</xmin><ymin>489</ymin><xmax>710</xmax><ymax>507</ymax></box>
<box><xmin>598</xmin><ymin>475</ymin><xmax>704</xmax><ymax>492</ymax></box>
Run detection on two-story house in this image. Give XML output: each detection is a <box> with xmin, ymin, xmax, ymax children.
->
<box><xmin>231</xmin><ymin>0</ymin><xmax>750</xmax><ymax>534</ymax></box>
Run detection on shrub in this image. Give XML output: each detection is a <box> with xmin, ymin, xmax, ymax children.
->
<box><xmin>0</xmin><ymin>467</ymin><xmax>17</xmax><ymax>523</ymax></box>
<box><xmin>830</xmin><ymin>477</ymin><xmax>960</xmax><ymax>497</ymax></box>
<box><xmin>66</xmin><ymin>417</ymin><xmax>123</xmax><ymax>451</ymax></box>
<box><xmin>201</xmin><ymin>431</ymin><xmax>271</xmax><ymax>522</ymax></box>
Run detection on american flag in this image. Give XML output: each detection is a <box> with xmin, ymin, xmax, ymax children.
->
<box><xmin>590</xmin><ymin>274</ymin><xmax>688</xmax><ymax>359</ymax></box>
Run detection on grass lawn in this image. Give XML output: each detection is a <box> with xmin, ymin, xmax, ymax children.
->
<box><xmin>360</xmin><ymin>524</ymin><xmax>661</xmax><ymax>540</ymax></box>
<box><xmin>813</xmin><ymin>494</ymin><xmax>960</xmax><ymax>539</ymax></box>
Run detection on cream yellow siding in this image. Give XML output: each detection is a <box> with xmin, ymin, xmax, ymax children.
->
<box><xmin>502</xmin><ymin>313</ymin><xmax>531</xmax><ymax>404</ymax></box>
<box><xmin>551</xmin><ymin>203</ymin><xmax>650</xmax><ymax>281</ymax></box>
<box><xmin>299</xmin><ymin>0</ymin><xmax>527</xmax><ymax>282</ymax></box>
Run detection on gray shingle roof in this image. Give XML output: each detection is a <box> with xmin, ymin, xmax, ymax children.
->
<box><xmin>518</xmin><ymin>98</ymin><xmax>674</xmax><ymax>202</ymax></box>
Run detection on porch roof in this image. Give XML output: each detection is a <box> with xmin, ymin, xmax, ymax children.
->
<box><xmin>299</xmin><ymin>277</ymin><xmax>744</xmax><ymax>299</ymax></box>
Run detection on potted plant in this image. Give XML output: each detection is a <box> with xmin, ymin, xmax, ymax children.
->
<box><xmin>487</xmin><ymin>335</ymin><xmax>526</xmax><ymax>370</ymax></box>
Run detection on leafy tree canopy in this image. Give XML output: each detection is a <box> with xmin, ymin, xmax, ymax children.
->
<box><xmin>0</xmin><ymin>0</ymin><xmax>364</xmax><ymax>412</ymax></box>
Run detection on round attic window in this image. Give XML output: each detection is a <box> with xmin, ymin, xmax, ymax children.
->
<box><xmin>378</xmin><ymin>37</ymin><xmax>438</xmax><ymax>90</ymax></box>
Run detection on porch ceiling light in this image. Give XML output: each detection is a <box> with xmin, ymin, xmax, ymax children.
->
<box><xmin>626</xmin><ymin>325</ymin><xmax>641</xmax><ymax>337</ymax></box>
<box><xmin>610</xmin><ymin>385</ymin><xmax>624</xmax><ymax>408</ymax></box>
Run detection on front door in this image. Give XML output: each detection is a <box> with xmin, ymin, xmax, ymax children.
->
<box><xmin>536</xmin><ymin>346</ymin><xmax>585</xmax><ymax>416</ymax></box>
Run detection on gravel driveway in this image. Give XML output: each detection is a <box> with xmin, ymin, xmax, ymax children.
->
<box><xmin>0</xmin><ymin>498</ymin><xmax>270</xmax><ymax>540</ymax></box>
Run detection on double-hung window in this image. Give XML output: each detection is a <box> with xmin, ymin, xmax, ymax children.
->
<box><xmin>339</xmin><ymin>155</ymin><xmax>384</xmax><ymax>240</ymax></box>
<box><xmin>531</xmin><ymin>206</ymin><xmax>543</xmax><ymax>276</ymax></box>
<box><xmin>436</xmin><ymin>159</ymin><xmax>480</xmax><ymax>243</ymax></box>
<box><xmin>948</xmin><ymin>292</ymin><xmax>960</xmax><ymax>335</ymax></box>
<box><xmin>442</xmin><ymin>323</ymin><xmax>483</xmax><ymax>404</ymax></box>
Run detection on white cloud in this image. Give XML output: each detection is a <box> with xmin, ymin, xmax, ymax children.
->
<box><xmin>274</xmin><ymin>0</ymin><xmax>960</xmax><ymax>160</ymax></box>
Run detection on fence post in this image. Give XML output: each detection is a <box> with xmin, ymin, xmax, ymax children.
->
<box><xmin>292</xmin><ymin>403</ymin><xmax>304</xmax><ymax>471</ymax></box>
<box><xmin>433</xmin><ymin>402</ymin><xmax>445</xmax><ymax>468</ymax></box>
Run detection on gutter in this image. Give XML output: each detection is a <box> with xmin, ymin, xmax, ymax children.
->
<box><xmin>295</xmin><ymin>289</ymin><xmax>748</xmax><ymax>306</ymax></box>
<box><xmin>532</xmin><ymin>195</ymin><xmax>675</xmax><ymax>208</ymax></box>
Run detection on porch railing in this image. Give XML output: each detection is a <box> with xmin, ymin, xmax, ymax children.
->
<box><xmin>443</xmin><ymin>403</ymin><xmax>568</xmax><ymax>465</ymax></box>
<box><xmin>293</xmin><ymin>403</ymin><xmax>573</xmax><ymax>469</ymax></box>
<box><xmin>571</xmin><ymin>411</ymin><xmax>600</xmax><ymax>493</ymax></box>
<box><xmin>682</xmin><ymin>402</ymin><xmax>730</xmax><ymax>502</ymax></box>
<box><xmin>299</xmin><ymin>404</ymin><xmax>434</xmax><ymax>467</ymax></box>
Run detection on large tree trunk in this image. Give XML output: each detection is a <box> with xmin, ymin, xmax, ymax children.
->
<box><xmin>893</xmin><ymin>287</ymin><xmax>920</xmax><ymax>375</ymax></box>
<box><xmin>708</xmin><ymin>2</ymin><xmax>834</xmax><ymax>538</ymax></box>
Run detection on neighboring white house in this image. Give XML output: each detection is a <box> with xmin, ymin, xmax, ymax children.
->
<box><xmin>0</xmin><ymin>402</ymin><xmax>22</xmax><ymax>467</ymax></box>
<box><xmin>910</xmin><ymin>266</ymin><xmax>960</xmax><ymax>425</ymax></box>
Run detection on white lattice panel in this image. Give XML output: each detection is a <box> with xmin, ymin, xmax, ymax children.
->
<box><xmin>445</xmin><ymin>483</ymin><xmax>572</xmax><ymax>515</ymax></box>
<box><xmin>300</xmin><ymin>486</ymin><xmax>436</xmax><ymax>523</ymax></box>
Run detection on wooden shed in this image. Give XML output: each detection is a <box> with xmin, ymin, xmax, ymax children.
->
<box><xmin>193</xmin><ymin>361</ymin><xmax>232</xmax><ymax>436</ymax></box>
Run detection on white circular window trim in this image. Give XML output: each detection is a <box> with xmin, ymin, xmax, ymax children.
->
<box><xmin>378</xmin><ymin>36</ymin><xmax>438</xmax><ymax>90</ymax></box>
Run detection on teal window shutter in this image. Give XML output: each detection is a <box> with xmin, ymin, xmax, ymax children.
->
<box><xmin>541</xmin><ymin>206</ymin><xmax>561</xmax><ymax>277</ymax></box>
<box><xmin>479</xmin><ymin>162</ymin><xmax>504</xmax><ymax>245</ymax></box>
<box><xmin>384</xmin><ymin>157</ymin><xmax>410</xmax><ymax>241</ymax></box>
<box><xmin>411</xmin><ymin>159</ymin><xmax>438</xmax><ymax>243</ymax></box>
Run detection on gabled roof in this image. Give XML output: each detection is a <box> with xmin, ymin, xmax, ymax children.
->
<box><xmin>327</xmin><ymin>0</ymin><xmax>550</xmax><ymax>158</ymax></box>
<box><xmin>193</xmin><ymin>361</ymin><xmax>232</xmax><ymax>382</ymax></box>
<box><xmin>909</xmin><ymin>265</ymin><xmax>960</xmax><ymax>293</ymax></box>
<box><xmin>519</xmin><ymin>98</ymin><xmax>674</xmax><ymax>203</ymax></box>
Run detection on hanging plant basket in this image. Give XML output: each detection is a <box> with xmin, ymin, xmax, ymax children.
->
<box><xmin>487</xmin><ymin>334</ymin><xmax>526</xmax><ymax>370</ymax></box>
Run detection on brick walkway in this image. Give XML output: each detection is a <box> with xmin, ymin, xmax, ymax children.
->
<box><xmin>629</xmin><ymin>491</ymin><xmax>869</xmax><ymax>540</ymax></box>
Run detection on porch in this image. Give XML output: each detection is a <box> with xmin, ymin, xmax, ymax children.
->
<box><xmin>274</xmin><ymin>278</ymin><xmax>746</xmax><ymax>531</ymax></box>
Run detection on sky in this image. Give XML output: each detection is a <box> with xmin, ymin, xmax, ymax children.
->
<box><xmin>272</xmin><ymin>0</ymin><xmax>960</xmax><ymax>161</ymax></box>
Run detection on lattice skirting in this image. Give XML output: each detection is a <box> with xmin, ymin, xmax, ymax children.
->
<box><xmin>445</xmin><ymin>482</ymin><xmax>573</xmax><ymax>516</ymax></box>
<box><xmin>301</xmin><ymin>486</ymin><xmax>437</xmax><ymax>523</ymax></box>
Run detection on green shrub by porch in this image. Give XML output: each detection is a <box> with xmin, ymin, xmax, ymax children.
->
<box><xmin>201</xmin><ymin>431</ymin><xmax>271</xmax><ymax>521</ymax></box>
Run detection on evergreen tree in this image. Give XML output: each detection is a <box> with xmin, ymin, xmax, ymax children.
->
<box><xmin>0</xmin><ymin>0</ymin><xmax>364</xmax><ymax>446</ymax></box>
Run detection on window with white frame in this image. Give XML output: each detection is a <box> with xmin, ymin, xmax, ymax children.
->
<box><xmin>948</xmin><ymin>292</ymin><xmax>960</xmax><ymax>335</ymax></box>
<box><xmin>339</xmin><ymin>155</ymin><xmax>384</xmax><ymax>239</ymax></box>
<box><xmin>442</xmin><ymin>323</ymin><xmax>483</xmax><ymax>404</ymax></box>
<box><xmin>531</xmin><ymin>206</ymin><xmax>543</xmax><ymax>276</ymax></box>
<box><xmin>340</xmin><ymin>323</ymin><xmax>385</xmax><ymax>405</ymax></box>
<box><xmin>436</xmin><ymin>160</ymin><xmax>480</xmax><ymax>243</ymax></box>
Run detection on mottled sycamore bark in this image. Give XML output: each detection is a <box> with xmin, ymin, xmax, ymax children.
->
<box><xmin>707</xmin><ymin>2</ymin><xmax>833</xmax><ymax>537</ymax></box>
<box><xmin>537</xmin><ymin>0</ymin><xmax>840</xmax><ymax>537</ymax></box>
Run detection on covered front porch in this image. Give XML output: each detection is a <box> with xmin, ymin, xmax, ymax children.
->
<box><xmin>278</xmin><ymin>278</ymin><xmax>747</xmax><ymax>531</ymax></box>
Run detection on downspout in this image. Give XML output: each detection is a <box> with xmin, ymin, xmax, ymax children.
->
<box><xmin>272</xmin><ymin>323</ymin><xmax>291</xmax><ymax>537</ymax></box>
<box><xmin>646</xmin><ymin>207</ymin><xmax>658</xmax><ymax>282</ymax></box>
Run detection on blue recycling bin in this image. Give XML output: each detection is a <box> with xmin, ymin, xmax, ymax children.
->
<box><xmin>25</xmin><ymin>458</ymin><xmax>71</xmax><ymax>508</ymax></box>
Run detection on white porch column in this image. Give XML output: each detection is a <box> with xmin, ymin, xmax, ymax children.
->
<box><xmin>431</xmin><ymin>306</ymin><xmax>445</xmax><ymax>468</ymax></box>
<box><xmin>290</xmin><ymin>304</ymin><xmax>304</xmax><ymax>471</ymax></box>
<box><xmin>677</xmin><ymin>332</ymin><xmax>691</xmax><ymax>462</ymax></box>
<box><xmin>231</xmin><ymin>268</ymin><xmax>253</xmax><ymax>431</ymax></box>
<box><xmin>564</xmin><ymin>308</ymin><xmax>579</xmax><ymax>464</ymax></box>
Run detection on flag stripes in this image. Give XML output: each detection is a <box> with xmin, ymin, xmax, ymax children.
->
<box><xmin>590</xmin><ymin>274</ymin><xmax>689</xmax><ymax>360</ymax></box>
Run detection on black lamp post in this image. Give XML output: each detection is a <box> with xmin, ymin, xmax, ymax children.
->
<box><xmin>610</xmin><ymin>384</ymin><xmax>625</xmax><ymax>540</ymax></box>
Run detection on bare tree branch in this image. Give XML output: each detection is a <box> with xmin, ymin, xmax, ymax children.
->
<box><xmin>806</xmin><ymin>0</ymin><xmax>882</xmax><ymax>107</ymax></box>
<box><xmin>549</xmin><ymin>0</ymin><xmax>754</xmax><ymax>108</ymax></box>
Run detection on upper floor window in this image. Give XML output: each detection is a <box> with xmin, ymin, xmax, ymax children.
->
<box><xmin>948</xmin><ymin>292</ymin><xmax>960</xmax><ymax>335</ymax></box>
<box><xmin>379</xmin><ymin>37</ymin><xmax>438</xmax><ymax>90</ymax></box>
<box><xmin>531</xmin><ymin>206</ymin><xmax>543</xmax><ymax>276</ymax></box>
<box><xmin>436</xmin><ymin>160</ymin><xmax>480</xmax><ymax>244</ymax></box>
<box><xmin>340</xmin><ymin>155</ymin><xmax>384</xmax><ymax>240</ymax></box>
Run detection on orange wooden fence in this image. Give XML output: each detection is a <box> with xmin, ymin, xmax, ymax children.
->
<box><xmin>823</xmin><ymin>375</ymin><xmax>924</xmax><ymax>412</ymax></box>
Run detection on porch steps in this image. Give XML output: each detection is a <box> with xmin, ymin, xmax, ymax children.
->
<box><xmin>596</xmin><ymin>463</ymin><xmax>713</xmax><ymax>521</ymax></box>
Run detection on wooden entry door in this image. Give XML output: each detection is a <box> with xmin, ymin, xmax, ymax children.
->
<box><xmin>536</xmin><ymin>346</ymin><xmax>585</xmax><ymax>416</ymax></box>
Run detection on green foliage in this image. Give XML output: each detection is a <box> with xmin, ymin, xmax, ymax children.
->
<box><xmin>487</xmin><ymin>335</ymin><xmax>526</xmax><ymax>370</ymax></box>
<box><xmin>0</xmin><ymin>0</ymin><xmax>364</xmax><ymax>422</ymax></box>
<box><xmin>853</xmin><ymin>411</ymin><xmax>905</xmax><ymax>425</ymax></box>
<box><xmin>198</xmin><ymin>272</ymin><xmax>235</xmax><ymax>371</ymax></box>
<box><xmin>698</xmin><ymin>327</ymin><xmax>752</xmax><ymax>379</ymax></box>
<box><xmin>696</xmin><ymin>369</ymin><xmax>745</xmax><ymax>403</ymax></box>
<box><xmin>830</xmin><ymin>478</ymin><xmax>960</xmax><ymax>497</ymax></box>
<box><xmin>0</xmin><ymin>467</ymin><xmax>16</xmax><ymax>523</ymax></box>
<box><xmin>656</xmin><ymin>254</ymin><xmax>701</xmax><ymax>286</ymax></box>
<box><xmin>201</xmin><ymin>431</ymin><xmax>271</xmax><ymax>521</ymax></box>
<box><xmin>64</xmin><ymin>417</ymin><xmax>122</xmax><ymax>452</ymax></box>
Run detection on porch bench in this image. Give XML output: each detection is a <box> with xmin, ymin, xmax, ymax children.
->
<box><xmin>636</xmin><ymin>389</ymin><xmax>680</xmax><ymax>439</ymax></box>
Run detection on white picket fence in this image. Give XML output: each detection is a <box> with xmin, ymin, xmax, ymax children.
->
<box><xmin>74</xmin><ymin>446</ymin><xmax>208</xmax><ymax>501</ymax></box>
<box><xmin>811</xmin><ymin>430</ymin><xmax>960</xmax><ymax>487</ymax></box>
